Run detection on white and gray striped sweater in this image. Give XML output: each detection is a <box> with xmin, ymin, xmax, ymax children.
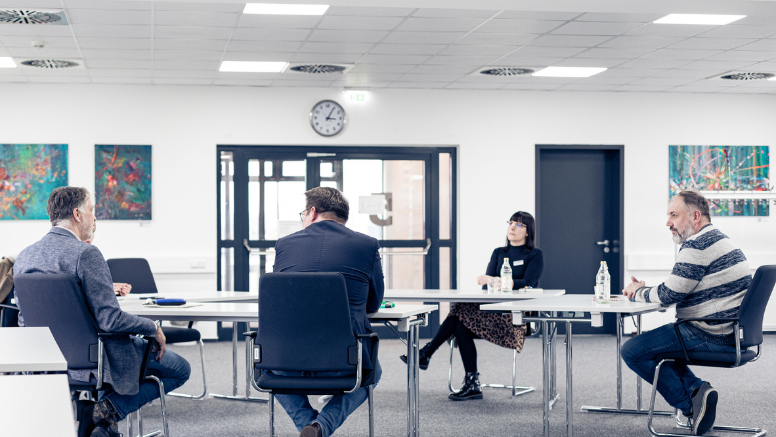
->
<box><xmin>635</xmin><ymin>224</ymin><xmax>751</xmax><ymax>344</ymax></box>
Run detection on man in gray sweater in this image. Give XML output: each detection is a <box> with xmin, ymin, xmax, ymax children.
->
<box><xmin>622</xmin><ymin>191</ymin><xmax>751</xmax><ymax>436</ymax></box>
<box><xmin>14</xmin><ymin>187</ymin><xmax>190</xmax><ymax>437</ymax></box>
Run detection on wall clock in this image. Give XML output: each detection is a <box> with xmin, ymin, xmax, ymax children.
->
<box><xmin>310</xmin><ymin>100</ymin><xmax>346</xmax><ymax>137</ymax></box>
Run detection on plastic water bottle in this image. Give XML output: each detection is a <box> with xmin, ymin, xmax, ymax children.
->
<box><xmin>500</xmin><ymin>258</ymin><xmax>513</xmax><ymax>292</ymax></box>
<box><xmin>595</xmin><ymin>261</ymin><xmax>611</xmax><ymax>303</ymax></box>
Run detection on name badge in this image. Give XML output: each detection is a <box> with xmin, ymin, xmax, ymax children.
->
<box><xmin>513</xmin><ymin>260</ymin><xmax>524</xmax><ymax>266</ymax></box>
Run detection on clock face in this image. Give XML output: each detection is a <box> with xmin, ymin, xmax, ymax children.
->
<box><xmin>310</xmin><ymin>100</ymin><xmax>346</xmax><ymax>137</ymax></box>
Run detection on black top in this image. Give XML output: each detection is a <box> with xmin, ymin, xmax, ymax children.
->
<box><xmin>483</xmin><ymin>245</ymin><xmax>544</xmax><ymax>290</ymax></box>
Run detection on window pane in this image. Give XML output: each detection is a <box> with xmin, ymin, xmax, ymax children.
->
<box><xmin>263</xmin><ymin>180</ymin><xmax>305</xmax><ymax>240</ymax></box>
<box><xmin>321</xmin><ymin>161</ymin><xmax>334</xmax><ymax>178</ymax></box>
<box><xmin>282</xmin><ymin>160</ymin><xmax>305</xmax><ymax>177</ymax></box>
<box><xmin>321</xmin><ymin>180</ymin><xmax>338</xmax><ymax>189</ymax></box>
<box><xmin>439</xmin><ymin>246</ymin><xmax>451</xmax><ymax>320</ymax></box>
<box><xmin>250</xmin><ymin>252</ymin><xmax>275</xmax><ymax>292</ymax></box>
<box><xmin>221</xmin><ymin>247</ymin><xmax>234</xmax><ymax>291</ymax></box>
<box><xmin>248</xmin><ymin>160</ymin><xmax>260</xmax><ymax>177</ymax></box>
<box><xmin>439</xmin><ymin>153</ymin><xmax>451</xmax><ymax>240</ymax></box>
<box><xmin>220</xmin><ymin>152</ymin><xmax>234</xmax><ymax>240</ymax></box>
<box><xmin>381</xmin><ymin>251</ymin><xmax>424</xmax><ymax>289</ymax></box>
<box><xmin>264</xmin><ymin>161</ymin><xmax>273</xmax><ymax>177</ymax></box>
<box><xmin>249</xmin><ymin>161</ymin><xmax>260</xmax><ymax>240</ymax></box>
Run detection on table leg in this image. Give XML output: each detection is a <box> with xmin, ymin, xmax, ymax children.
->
<box><xmin>210</xmin><ymin>324</ymin><xmax>268</xmax><ymax>403</ymax></box>
<box><xmin>581</xmin><ymin>313</ymin><xmax>672</xmax><ymax>416</ymax></box>
<box><xmin>549</xmin><ymin>313</ymin><xmax>559</xmax><ymax>410</ymax></box>
<box><xmin>566</xmin><ymin>321</ymin><xmax>573</xmax><ymax>437</ymax></box>
<box><xmin>542</xmin><ymin>320</ymin><xmax>550</xmax><ymax>437</ymax></box>
<box><xmin>414</xmin><ymin>323</ymin><xmax>420</xmax><ymax>437</ymax></box>
<box><xmin>406</xmin><ymin>322</ymin><xmax>417</xmax><ymax>437</ymax></box>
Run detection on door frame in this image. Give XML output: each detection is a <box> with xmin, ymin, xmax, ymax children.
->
<box><xmin>535</xmin><ymin>144</ymin><xmax>625</xmax><ymax>333</ymax></box>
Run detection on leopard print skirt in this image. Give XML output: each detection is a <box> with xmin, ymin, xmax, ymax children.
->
<box><xmin>448</xmin><ymin>303</ymin><xmax>526</xmax><ymax>352</ymax></box>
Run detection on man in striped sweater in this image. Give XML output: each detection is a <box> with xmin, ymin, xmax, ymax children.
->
<box><xmin>621</xmin><ymin>190</ymin><xmax>751</xmax><ymax>436</ymax></box>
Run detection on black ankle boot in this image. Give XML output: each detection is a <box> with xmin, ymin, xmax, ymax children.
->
<box><xmin>448</xmin><ymin>372</ymin><xmax>483</xmax><ymax>401</ymax></box>
<box><xmin>399</xmin><ymin>342</ymin><xmax>435</xmax><ymax>370</ymax></box>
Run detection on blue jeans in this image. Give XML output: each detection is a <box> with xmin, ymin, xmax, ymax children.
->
<box><xmin>102</xmin><ymin>344</ymin><xmax>191</xmax><ymax>421</ymax></box>
<box><xmin>272</xmin><ymin>360</ymin><xmax>381</xmax><ymax>437</ymax></box>
<box><xmin>621</xmin><ymin>323</ymin><xmax>735</xmax><ymax>416</ymax></box>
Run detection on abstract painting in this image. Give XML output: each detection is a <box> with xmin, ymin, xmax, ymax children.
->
<box><xmin>0</xmin><ymin>144</ymin><xmax>68</xmax><ymax>220</ymax></box>
<box><xmin>669</xmin><ymin>145</ymin><xmax>770</xmax><ymax>216</ymax></box>
<box><xmin>95</xmin><ymin>145</ymin><xmax>152</xmax><ymax>220</ymax></box>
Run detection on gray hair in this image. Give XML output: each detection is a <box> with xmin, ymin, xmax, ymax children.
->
<box><xmin>47</xmin><ymin>187</ymin><xmax>90</xmax><ymax>226</ymax></box>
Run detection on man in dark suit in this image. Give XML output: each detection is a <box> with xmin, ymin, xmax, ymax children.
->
<box><xmin>272</xmin><ymin>186</ymin><xmax>384</xmax><ymax>437</ymax></box>
<box><xmin>14</xmin><ymin>187</ymin><xmax>190</xmax><ymax>437</ymax></box>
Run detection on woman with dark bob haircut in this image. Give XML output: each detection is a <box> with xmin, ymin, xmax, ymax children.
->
<box><xmin>400</xmin><ymin>211</ymin><xmax>544</xmax><ymax>401</ymax></box>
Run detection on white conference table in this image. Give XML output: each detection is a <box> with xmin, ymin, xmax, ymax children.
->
<box><xmin>0</xmin><ymin>327</ymin><xmax>67</xmax><ymax>373</ymax></box>
<box><xmin>481</xmin><ymin>295</ymin><xmax>665</xmax><ymax>437</ymax></box>
<box><xmin>0</xmin><ymin>374</ymin><xmax>77</xmax><ymax>437</ymax></box>
<box><xmin>120</xmin><ymin>301</ymin><xmax>436</xmax><ymax>437</ymax></box>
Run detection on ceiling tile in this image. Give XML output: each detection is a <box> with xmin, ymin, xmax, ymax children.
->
<box><xmin>214</xmin><ymin>72</ymin><xmax>282</xmax><ymax>80</ymax></box>
<box><xmin>501</xmin><ymin>82</ymin><xmax>562</xmax><ymax>90</ymax></box>
<box><xmin>697</xmin><ymin>25</ymin><xmax>776</xmax><ymax>39</ymax></box>
<box><xmin>574</xmin><ymin>47</ymin><xmax>656</xmax><ymax>58</ymax></box>
<box><xmin>153</xmin><ymin>69</ymin><xmax>215</xmax><ymax>78</ymax></box>
<box><xmin>67</xmin><ymin>9</ymin><xmax>152</xmax><ymax>25</ymax></box>
<box><xmin>317</xmin><ymin>16</ymin><xmax>404</xmax><ymax>31</ymax></box>
<box><xmin>557</xmin><ymin>84</ymin><xmax>618</xmax><ymax>91</ymax></box>
<box><xmin>670</xmin><ymin>86</ymin><xmax>730</xmax><ymax>93</ymax></box>
<box><xmin>152</xmin><ymin>78</ymin><xmax>213</xmax><ymax>85</ymax></box>
<box><xmin>343</xmin><ymin>73</ymin><xmax>405</xmax><ymax>82</ymax></box>
<box><xmin>90</xmin><ymin>77</ymin><xmax>152</xmax><ymax>84</ymax></box>
<box><xmin>397</xmin><ymin>17</ymin><xmax>487</xmax><ymax>33</ymax></box>
<box><xmin>675</xmin><ymin>60</ymin><xmax>756</xmax><ymax>70</ymax></box>
<box><xmin>599</xmin><ymin>36</ymin><xmax>682</xmax><ymax>49</ymax></box>
<box><xmin>72</xmin><ymin>24</ymin><xmax>151</xmax><ymax>38</ymax></box>
<box><xmin>359</xmin><ymin>54</ymin><xmax>430</xmax><ymax>64</ymax></box>
<box><xmin>6</xmin><ymin>48</ymin><xmax>82</xmax><ymax>58</ymax></box>
<box><xmin>326</xmin><ymin>6</ymin><xmax>414</xmax><ymax>17</ymax></box>
<box><xmin>28</xmin><ymin>76</ymin><xmax>91</xmax><ymax>83</ymax></box>
<box><xmin>651</xmin><ymin>69</ymin><xmax>722</xmax><ymax>78</ymax></box>
<box><xmin>153</xmin><ymin>59</ymin><xmax>219</xmax><ymax>70</ymax></box>
<box><xmin>705</xmin><ymin>51</ymin><xmax>776</xmax><ymax>62</ymax></box>
<box><xmin>154</xmin><ymin>39</ymin><xmax>227</xmax><ymax>51</ymax></box>
<box><xmin>80</xmin><ymin>49</ymin><xmax>151</xmax><ymax>59</ymax></box>
<box><xmin>733</xmin><ymin>39</ymin><xmax>776</xmax><ymax>52</ymax></box>
<box><xmin>456</xmin><ymin>74</ymin><xmax>530</xmax><ymax>83</ymax></box>
<box><xmin>88</xmin><ymin>68</ymin><xmax>151</xmax><ymax>77</ymax></box>
<box><xmin>329</xmin><ymin>79</ymin><xmax>391</xmax><ymax>88</ymax></box>
<box><xmin>445</xmin><ymin>82</ymin><xmax>505</xmax><ymax>89</ymax></box>
<box><xmin>299</xmin><ymin>42</ymin><xmax>373</xmax><ymax>54</ymax></box>
<box><xmin>0</xmin><ymin>36</ymin><xmax>76</xmax><ymax>48</ymax></box>
<box><xmin>231</xmin><ymin>28</ymin><xmax>311</xmax><ymax>41</ymax></box>
<box><xmin>308</xmin><ymin>30</ymin><xmax>388</xmax><ymax>43</ymax></box>
<box><xmin>475</xmin><ymin>19</ymin><xmax>563</xmax><ymax>34</ymax></box>
<box><xmin>599</xmin><ymin>68</ymin><xmax>666</xmax><ymax>77</ymax></box>
<box><xmin>77</xmin><ymin>37</ymin><xmax>151</xmax><ymax>50</ymax></box>
<box><xmin>629</xmin><ymin>77</ymin><xmax>697</xmax><ymax>86</ymax></box>
<box><xmin>0</xmin><ymin>25</ymin><xmax>73</xmax><ymax>37</ymax></box>
<box><xmin>717</xmin><ymin>87</ymin><xmax>774</xmax><ymax>94</ymax></box>
<box><xmin>154</xmin><ymin>2</ymin><xmax>244</xmax><ymax>13</ymax></box>
<box><xmin>436</xmin><ymin>44</ymin><xmax>515</xmax><ymax>57</ymax></box>
<box><xmin>424</xmin><ymin>55</ymin><xmax>497</xmax><ymax>65</ymax></box>
<box><xmin>279</xmin><ymin>72</ymin><xmax>344</xmax><ymax>82</ymax></box>
<box><xmin>272</xmin><ymin>80</ymin><xmax>336</xmax><ymax>87</ymax></box>
<box><xmin>381</xmin><ymin>31</ymin><xmax>465</xmax><ymax>45</ymax></box>
<box><xmin>84</xmin><ymin>58</ymin><xmax>151</xmax><ymax>69</ymax></box>
<box><xmin>508</xmin><ymin>46</ymin><xmax>586</xmax><ymax>58</ymax></box>
<box><xmin>550</xmin><ymin>22</ymin><xmax>643</xmax><ymax>36</ymax></box>
<box><xmin>222</xmin><ymin>52</ymin><xmax>294</xmax><ymax>62</ymax></box>
<box><xmin>626</xmin><ymin>24</ymin><xmax>711</xmax><ymax>38</ymax></box>
<box><xmin>23</xmin><ymin>68</ymin><xmax>88</xmax><ymax>76</ymax></box>
<box><xmin>528</xmin><ymin>35</ymin><xmax>612</xmax><ymax>47</ymax></box>
<box><xmin>290</xmin><ymin>53</ymin><xmax>362</xmax><ymax>64</ymax></box>
<box><xmin>228</xmin><ymin>41</ymin><xmax>302</xmax><ymax>52</ymax></box>
<box><xmin>497</xmin><ymin>11</ymin><xmax>580</xmax><ymax>21</ymax></box>
<box><xmin>154</xmin><ymin>11</ymin><xmax>238</xmax><ymax>27</ymax></box>
<box><xmin>669</xmin><ymin>38</ymin><xmax>756</xmax><ymax>51</ymax></box>
<box><xmin>553</xmin><ymin>58</ymin><xmax>628</xmax><ymax>68</ymax></box>
<box><xmin>576</xmin><ymin>75</ymin><xmax>636</xmax><ymax>84</ymax></box>
<box><xmin>369</xmin><ymin>44</ymin><xmax>444</xmax><ymax>55</ymax></box>
<box><xmin>574</xmin><ymin>13</ymin><xmax>662</xmax><ymax>23</ymax></box>
<box><xmin>212</xmin><ymin>79</ymin><xmax>274</xmax><ymax>86</ymax></box>
<box><xmin>65</xmin><ymin>0</ymin><xmax>152</xmax><ymax>10</ymax></box>
<box><xmin>498</xmin><ymin>57</ymin><xmax>562</xmax><ymax>67</ymax></box>
<box><xmin>642</xmin><ymin>49</ymin><xmax>723</xmax><ymax>60</ymax></box>
<box><xmin>616</xmin><ymin>58</ymin><xmax>690</xmax><ymax>69</ymax></box>
<box><xmin>613</xmin><ymin>84</ymin><xmax>673</xmax><ymax>92</ymax></box>
<box><xmin>348</xmin><ymin>63</ymin><xmax>416</xmax><ymax>73</ymax></box>
<box><xmin>154</xmin><ymin>50</ymin><xmax>223</xmax><ymax>60</ymax></box>
<box><xmin>409</xmin><ymin>64</ymin><xmax>478</xmax><ymax>74</ymax></box>
<box><xmin>238</xmin><ymin>15</ymin><xmax>322</xmax><ymax>29</ymax></box>
<box><xmin>155</xmin><ymin>26</ymin><xmax>233</xmax><ymax>40</ymax></box>
<box><xmin>400</xmin><ymin>73</ymin><xmax>462</xmax><ymax>82</ymax></box>
<box><xmin>411</xmin><ymin>9</ymin><xmax>497</xmax><ymax>19</ymax></box>
<box><xmin>455</xmin><ymin>33</ymin><xmax>536</xmax><ymax>46</ymax></box>
<box><xmin>747</xmin><ymin>61</ymin><xmax>776</xmax><ymax>70</ymax></box>
<box><xmin>388</xmin><ymin>81</ymin><xmax>449</xmax><ymax>89</ymax></box>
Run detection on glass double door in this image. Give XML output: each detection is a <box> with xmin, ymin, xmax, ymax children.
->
<box><xmin>217</xmin><ymin>146</ymin><xmax>456</xmax><ymax>337</ymax></box>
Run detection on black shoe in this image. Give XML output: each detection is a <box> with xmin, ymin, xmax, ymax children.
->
<box><xmin>90</xmin><ymin>421</ymin><xmax>120</xmax><ymax>437</ymax></box>
<box><xmin>448</xmin><ymin>372</ymin><xmax>483</xmax><ymax>401</ymax></box>
<box><xmin>76</xmin><ymin>400</ymin><xmax>96</xmax><ymax>437</ymax></box>
<box><xmin>299</xmin><ymin>421</ymin><xmax>323</xmax><ymax>437</ymax></box>
<box><xmin>691</xmin><ymin>382</ymin><xmax>718</xmax><ymax>435</ymax></box>
<box><xmin>400</xmin><ymin>343</ymin><xmax>435</xmax><ymax>370</ymax></box>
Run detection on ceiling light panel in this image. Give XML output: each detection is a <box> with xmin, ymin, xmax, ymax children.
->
<box><xmin>533</xmin><ymin>66</ymin><xmax>607</xmax><ymax>77</ymax></box>
<box><xmin>243</xmin><ymin>3</ymin><xmax>329</xmax><ymax>15</ymax></box>
<box><xmin>0</xmin><ymin>57</ymin><xmax>16</xmax><ymax>68</ymax></box>
<box><xmin>654</xmin><ymin>14</ymin><xmax>745</xmax><ymax>25</ymax></box>
<box><xmin>219</xmin><ymin>61</ymin><xmax>288</xmax><ymax>72</ymax></box>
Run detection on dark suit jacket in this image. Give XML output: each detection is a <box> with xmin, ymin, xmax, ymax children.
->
<box><xmin>273</xmin><ymin>220</ymin><xmax>384</xmax><ymax>370</ymax></box>
<box><xmin>14</xmin><ymin>227</ymin><xmax>158</xmax><ymax>395</ymax></box>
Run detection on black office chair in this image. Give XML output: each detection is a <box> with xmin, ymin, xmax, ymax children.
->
<box><xmin>244</xmin><ymin>272</ymin><xmax>379</xmax><ymax>437</ymax></box>
<box><xmin>12</xmin><ymin>273</ymin><xmax>169</xmax><ymax>437</ymax></box>
<box><xmin>0</xmin><ymin>292</ymin><xmax>18</xmax><ymax>327</ymax></box>
<box><xmin>647</xmin><ymin>265</ymin><xmax>776</xmax><ymax>437</ymax></box>
<box><xmin>107</xmin><ymin>258</ymin><xmax>207</xmax><ymax>400</ymax></box>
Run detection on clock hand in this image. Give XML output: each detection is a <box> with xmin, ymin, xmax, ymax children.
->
<box><xmin>326</xmin><ymin>107</ymin><xmax>335</xmax><ymax>120</ymax></box>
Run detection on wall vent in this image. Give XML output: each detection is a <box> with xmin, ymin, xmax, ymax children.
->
<box><xmin>0</xmin><ymin>9</ymin><xmax>68</xmax><ymax>25</ymax></box>
<box><xmin>286</xmin><ymin>63</ymin><xmax>353</xmax><ymax>74</ymax></box>
<box><xmin>708</xmin><ymin>71</ymin><xmax>775</xmax><ymax>81</ymax></box>
<box><xmin>19</xmin><ymin>59</ymin><xmax>82</xmax><ymax>69</ymax></box>
<box><xmin>477</xmin><ymin>67</ymin><xmax>535</xmax><ymax>76</ymax></box>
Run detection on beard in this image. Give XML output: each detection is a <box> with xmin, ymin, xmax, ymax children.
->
<box><xmin>671</xmin><ymin>221</ymin><xmax>694</xmax><ymax>244</ymax></box>
<box><xmin>78</xmin><ymin>220</ymin><xmax>94</xmax><ymax>242</ymax></box>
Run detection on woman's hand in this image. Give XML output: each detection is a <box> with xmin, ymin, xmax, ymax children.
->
<box><xmin>114</xmin><ymin>283</ymin><xmax>132</xmax><ymax>296</ymax></box>
<box><xmin>476</xmin><ymin>275</ymin><xmax>493</xmax><ymax>286</ymax></box>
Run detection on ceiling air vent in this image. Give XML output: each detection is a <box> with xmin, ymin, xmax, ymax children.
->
<box><xmin>0</xmin><ymin>9</ymin><xmax>68</xmax><ymax>25</ymax></box>
<box><xmin>286</xmin><ymin>63</ymin><xmax>354</xmax><ymax>74</ymax></box>
<box><xmin>708</xmin><ymin>71</ymin><xmax>775</xmax><ymax>81</ymax></box>
<box><xmin>478</xmin><ymin>67</ymin><xmax>535</xmax><ymax>76</ymax></box>
<box><xmin>19</xmin><ymin>59</ymin><xmax>82</xmax><ymax>69</ymax></box>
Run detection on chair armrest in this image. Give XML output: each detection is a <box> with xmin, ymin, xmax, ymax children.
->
<box><xmin>138</xmin><ymin>337</ymin><xmax>157</xmax><ymax>382</ymax></box>
<box><xmin>97</xmin><ymin>332</ymin><xmax>151</xmax><ymax>337</ymax></box>
<box><xmin>243</xmin><ymin>331</ymin><xmax>257</xmax><ymax>339</ymax></box>
<box><xmin>675</xmin><ymin>317</ymin><xmax>739</xmax><ymax>326</ymax></box>
<box><xmin>356</xmin><ymin>332</ymin><xmax>378</xmax><ymax>339</ymax></box>
<box><xmin>0</xmin><ymin>303</ymin><xmax>18</xmax><ymax>310</ymax></box>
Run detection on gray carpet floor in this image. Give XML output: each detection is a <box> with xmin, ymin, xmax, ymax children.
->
<box><xmin>121</xmin><ymin>335</ymin><xmax>776</xmax><ymax>436</ymax></box>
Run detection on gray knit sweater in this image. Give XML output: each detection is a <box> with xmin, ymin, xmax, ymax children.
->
<box><xmin>635</xmin><ymin>224</ymin><xmax>751</xmax><ymax>345</ymax></box>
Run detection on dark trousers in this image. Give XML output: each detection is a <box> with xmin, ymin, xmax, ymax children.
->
<box><xmin>428</xmin><ymin>315</ymin><xmax>478</xmax><ymax>372</ymax></box>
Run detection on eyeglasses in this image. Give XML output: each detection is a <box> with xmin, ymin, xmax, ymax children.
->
<box><xmin>506</xmin><ymin>221</ymin><xmax>527</xmax><ymax>228</ymax></box>
<box><xmin>299</xmin><ymin>207</ymin><xmax>311</xmax><ymax>222</ymax></box>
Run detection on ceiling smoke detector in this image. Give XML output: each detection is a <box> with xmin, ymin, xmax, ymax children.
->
<box><xmin>478</xmin><ymin>67</ymin><xmax>535</xmax><ymax>76</ymax></box>
<box><xmin>0</xmin><ymin>9</ymin><xmax>68</xmax><ymax>25</ymax></box>
<box><xmin>709</xmin><ymin>71</ymin><xmax>776</xmax><ymax>81</ymax></box>
<box><xmin>286</xmin><ymin>63</ymin><xmax>353</xmax><ymax>74</ymax></box>
<box><xmin>19</xmin><ymin>59</ymin><xmax>81</xmax><ymax>69</ymax></box>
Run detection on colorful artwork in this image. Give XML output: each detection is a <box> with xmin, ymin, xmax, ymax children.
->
<box><xmin>95</xmin><ymin>145</ymin><xmax>152</xmax><ymax>220</ymax></box>
<box><xmin>0</xmin><ymin>144</ymin><xmax>68</xmax><ymax>220</ymax></box>
<box><xmin>669</xmin><ymin>145</ymin><xmax>770</xmax><ymax>216</ymax></box>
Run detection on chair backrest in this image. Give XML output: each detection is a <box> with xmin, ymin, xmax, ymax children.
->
<box><xmin>13</xmin><ymin>273</ymin><xmax>100</xmax><ymax>369</ymax></box>
<box><xmin>256</xmin><ymin>272</ymin><xmax>358</xmax><ymax>373</ymax></box>
<box><xmin>738</xmin><ymin>265</ymin><xmax>776</xmax><ymax>348</ymax></box>
<box><xmin>107</xmin><ymin>258</ymin><xmax>159</xmax><ymax>294</ymax></box>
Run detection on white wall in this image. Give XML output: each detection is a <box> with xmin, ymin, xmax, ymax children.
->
<box><xmin>1</xmin><ymin>84</ymin><xmax>775</xmax><ymax>329</ymax></box>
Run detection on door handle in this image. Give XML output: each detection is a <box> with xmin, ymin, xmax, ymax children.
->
<box><xmin>596</xmin><ymin>240</ymin><xmax>610</xmax><ymax>253</ymax></box>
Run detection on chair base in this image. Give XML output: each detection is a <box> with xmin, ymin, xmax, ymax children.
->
<box><xmin>448</xmin><ymin>340</ymin><xmax>534</xmax><ymax>398</ymax></box>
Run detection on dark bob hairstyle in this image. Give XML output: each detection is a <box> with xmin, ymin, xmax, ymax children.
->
<box><xmin>504</xmin><ymin>211</ymin><xmax>536</xmax><ymax>253</ymax></box>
